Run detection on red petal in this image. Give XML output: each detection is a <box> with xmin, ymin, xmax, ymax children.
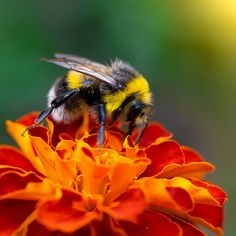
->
<box><xmin>29</xmin><ymin>127</ymin><xmax>49</xmax><ymax>144</ymax></box>
<box><xmin>120</xmin><ymin>210</ymin><xmax>181</xmax><ymax>236</ymax></box>
<box><xmin>26</xmin><ymin>221</ymin><xmax>52</xmax><ymax>236</ymax></box>
<box><xmin>16</xmin><ymin>112</ymin><xmax>39</xmax><ymax>126</ymax></box>
<box><xmin>134</xmin><ymin>123</ymin><xmax>172</xmax><ymax>148</ymax></box>
<box><xmin>37</xmin><ymin>189</ymin><xmax>99</xmax><ymax>233</ymax></box>
<box><xmin>142</xmin><ymin>141</ymin><xmax>184</xmax><ymax>177</ymax></box>
<box><xmin>189</xmin><ymin>178</ymin><xmax>227</xmax><ymax>205</ymax></box>
<box><xmin>47</xmin><ymin>116</ymin><xmax>84</xmax><ymax>147</ymax></box>
<box><xmin>0</xmin><ymin>145</ymin><xmax>36</xmax><ymax>172</ymax></box>
<box><xmin>190</xmin><ymin>203</ymin><xmax>224</xmax><ymax>230</ymax></box>
<box><xmin>0</xmin><ymin>171</ymin><xmax>41</xmax><ymax>196</ymax></box>
<box><xmin>172</xmin><ymin>217</ymin><xmax>206</xmax><ymax>236</ymax></box>
<box><xmin>106</xmin><ymin>188</ymin><xmax>146</xmax><ymax>222</ymax></box>
<box><xmin>182</xmin><ymin>146</ymin><xmax>203</xmax><ymax>163</ymax></box>
<box><xmin>0</xmin><ymin>199</ymin><xmax>36</xmax><ymax>235</ymax></box>
<box><xmin>83</xmin><ymin>134</ymin><xmax>98</xmax><ymax>148</ymax></box>
<box><xmin>91</xmin><ymin>215</ymin><xmax>126</xmax><ymax>236</ymax></box>
<box><xmin>166</xmin><ymin>187</ymin><xmax>193</xmax><ymax>211</ymax></box>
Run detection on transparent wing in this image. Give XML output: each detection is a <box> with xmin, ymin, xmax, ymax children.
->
<box><xmin>42</xmin><ymin>56</ymin><xmax>117</xmax><ymax>87</ymax></box>
<box><xmin>55</xmin><ymin>53</ymin><xmax>107</xmax><ymax>69</ymax></box>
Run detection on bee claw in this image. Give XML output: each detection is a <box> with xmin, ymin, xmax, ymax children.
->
<box><xmin>21</xmin><ymin>124</ymin><xmax>38</xmax><ymax>137</ymax></box>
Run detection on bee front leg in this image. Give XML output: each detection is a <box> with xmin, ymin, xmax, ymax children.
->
<box><xmin>21</xmin><ymin>89</ymin><xmax>79</xmax><ymax>136</ymax></box>
<box><xmin>98</xmin><ymin>103</ymin><xmax>106</xmax><ymax>147</ymax></box>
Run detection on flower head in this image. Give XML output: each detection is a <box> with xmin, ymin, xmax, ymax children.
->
<box><xmin>0</xmin><ymin>112</ymin><xmax>227</xmax><ymax>235</ymax></box>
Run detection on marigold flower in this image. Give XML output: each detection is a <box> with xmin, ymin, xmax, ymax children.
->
<box><xmin>0</xmin><ymin>112</ymin><xmax>227</xmax><ymax>236</ymax></box>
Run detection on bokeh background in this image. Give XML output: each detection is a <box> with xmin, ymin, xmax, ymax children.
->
<box><xmin>0</xmin><ymin>0</ymin><xmax>235</xmax><ymax>234</ymax></box>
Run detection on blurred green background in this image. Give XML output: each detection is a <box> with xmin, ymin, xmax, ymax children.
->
<box><xmin>0</xmin><ymin>0</ymin><xmax>235</xmax><ymax>234</ymax></box>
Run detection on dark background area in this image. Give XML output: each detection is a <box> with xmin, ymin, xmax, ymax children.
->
<box><xmin>0</xmin><ymin>1</ymin><xmax>235</xmax><ymax>234</ymax></box>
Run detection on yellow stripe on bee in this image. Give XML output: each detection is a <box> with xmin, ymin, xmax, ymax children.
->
<box><xmin>67</xmin><ymin>70</ymin><xmax>84</xmax><ymax>89</ymax></box>
<box><xmin>104</xmin><ymin>76</ymin><xmax>151</xmax><ymax>114</ymax></box>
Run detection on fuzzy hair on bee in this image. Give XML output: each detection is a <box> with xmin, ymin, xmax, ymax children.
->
<box><xmin>22</xmin><ymin>53</ymin><xmax>153</xmax><ymax>146</ymax></box>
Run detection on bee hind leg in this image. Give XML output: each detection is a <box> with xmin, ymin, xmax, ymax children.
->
<box><xmin>21</xmin><ymin>89</ymin><xmax>79</xmax><ymax>136</ymax></box>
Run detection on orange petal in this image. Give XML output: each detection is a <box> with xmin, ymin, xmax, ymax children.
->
<box><xmin>0</xmin><ymin>145</ymin><xmax>37</xmax><ymax>172</ymax></box>
<box><xmin>123</xmin><ymin>136</ymin><xmax>141</xmax><ymax>159</ymax></box>
<box><xmin>105</xmin><ymin>156</ymin><xmax>150</xmax><ymax>203</ymax></box>
<box><xmin>137</xmin><ymin>177</ymin><xmax>221</xmax><ymax>210</ymax></box>
<box><xmin>120</xmin><ymin>210</ymin><xmax>181</xmax><ymax>236</ymax></box>
<box><xmin>0</xmin><ymin>199</ymin><xmax>36</xmax><ymax>235</ymax></box>
<box><xmin>37</xmin><ymin>189</ymin><xmax>99</xmax><ymax>233</ymax></box>
<box><xmin>29</xmin><ymin>133</ymin><xmax>77</xmax><ymax>185</ymax></box>
<box><xmin>155</xmin><ymin>161</ymin><xmax>215</xmax><ymax>179</ymax></box>
<box><xmin>56</xmin><ymin>139</ymin><xmax>75</xmax><ymax>160</ymax></box>
<box><xmin>79</xmin><ymin>147</ymin><xmax>111</xmax><ymax>195</ymax></box>
<box><xmin>6</xmin><ymin>120</ymin><xmax>46</xmax><ymax>175</ymax></box>
<box><xmin>141</xmin><ymin>141</ymin><xmax>184</xmax><ymax>177</ymax></box>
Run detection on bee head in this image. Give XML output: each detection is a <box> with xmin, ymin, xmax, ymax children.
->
<box><xmin>126</xmin><ymin>100</ymin><xmax>151</xmax><ymax>126</ymax></box>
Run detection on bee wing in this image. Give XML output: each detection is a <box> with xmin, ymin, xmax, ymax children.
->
<box><xmin>54</xmin><ymin>53</ymin><xmax>107</xmax><ymax>69</ymax></box>
<box><xmin>42</xmin><ymin>57</ymin><xmax>117</xmax><ymax>87</ymax></box>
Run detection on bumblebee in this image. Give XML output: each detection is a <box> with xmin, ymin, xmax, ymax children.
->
<box><xmin>23</xmin><ymin>54</ymin><xmax>153</xmax><ymax>146</ymax></box>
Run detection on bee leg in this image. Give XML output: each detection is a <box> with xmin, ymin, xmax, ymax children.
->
<box><xmin>108</xmin><ymin>107</ymin><xmax>122</xmax><ymax>126</ymax></box>
<box><xmin>98</xmin><ymin>103</ymin><xmax>106</xmax><ymax>147</ymax></box>
<box><xmin>128</xmin><ymin>122</ymin><xmax>136</xmax><ymax>136</ymax></box>
<box><xmin>21</xmin><ymin>89</ymin><xmax>79</xmax><ymax>136</ymax></box>
<box><xmin>135</xmin><ymin>118</ymin><xmax>149</xmax><ymax>144</ymax></box>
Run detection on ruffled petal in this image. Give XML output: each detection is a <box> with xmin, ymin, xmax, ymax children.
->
<box><xmin>155</xmin><ymin>161</ymin><xmax>215</xmax><ymax>179</ymax></box>
<box><xmin>120</xmin><ymin>210</ymin><xmax>181</xmax><ymax>236</ymax></box>
<box><xmin>189</xmin><ymin>178</ymin><xmax>227</xmax><ymax>205</ymax></box>
<box><xmin>0</xmin><ymin>145</ymin><xmax>37</xmax><ymax>172</ymax></box>
<box><xmin>0</xmin><ymin>199</ymin><xmax>36</xmax><ymax>235</ymax></box>
<box><xmin>134</xmin><ymin>123</ymin><xmax>172</xmax><ymax>148</ymax></box>
<box><xmin>182</xmin><ymin>146</ymin><xmax>203</xmax><ymax>163</ymax></box>
<box><xmin>90</xmin><ymin>214</ymin><xmax>127</xmax><ymax>236</ymax></box>
<box><xmin>29</xmin><ymin>132</ymin><xmax>77</xmax><ymax>185</ymax></box>
<box><xmin>142</xmin><ymin>141</ymin><xmax>184</xmax><ymax>177</ymax></box>
<box><xmin>16</xmin><ymin>112</ymin><xmax>39</xmax><ymax>126</ymax></box>
<box><xmin>171</xmin><ymin>216</ymin><xmax>207</xmax><ymax>236</ymax></box>
<box><xmin>189</xmin><ymin>203</ymin><xmax>224</xmax><ymax>235</ymax></box>
<box><xmin>37</xmin><ymin>189</ymin><xmax>100</xmax><ymax>233</ymax></box>
<box><xmin>78</xmin><ymin>147</ymin><xmax>111</xmax><ymax>195</ymax></box>
<box><xmin>0</xmin><ymin>171</ymin><xmax>41</xmax><ymax>197</ymax></box>
<box><xmin>103</xmin><ymin>188</ymin><xmax>146</xmax><ymax>222</ymax></box>
<box><xmin>136</xmin><ymin>177</ymin><xmax>225</xmax><ymax>234</ymax></box>
<box><xmin>105</xmin><ymin>155</ymin><xmax>150</xmax><ymax>202</ymax></box>
<box><xmin>46</xmin><ymin>116</ymin><xmax>84</xmax><ymax>147</ymax></box>
<box><xmin>6</xmin><ymin>120</ymin><xmax>46</xmax><ymax>175</ymax></box>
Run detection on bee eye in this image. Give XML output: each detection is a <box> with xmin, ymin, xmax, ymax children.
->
<box><xmin>126</xmin><ymin>101</ymin><xmax>143</xmax><ymax>122</ymax></box>
<box><xmin>117</xmin><ymin>84</ymin><xmax>123</xmax><ymax>89</ymax></box>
